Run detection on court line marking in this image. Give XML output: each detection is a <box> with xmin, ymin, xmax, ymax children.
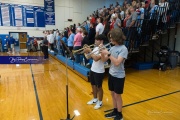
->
<box><xmin>30</xmin><ymin>64</ymin><xmax>43</xmax><ymax>120</ymax></box>
<box><xmin>104</xmin><ymin>90</ymin><xmax>180</xmax><ymax>113</ymax></box>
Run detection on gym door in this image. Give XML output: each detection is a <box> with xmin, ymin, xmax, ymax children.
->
<box><xmin>19</xmin><ymin>33</ymin><xmax>27</xmax><ymax>50</ymax></box>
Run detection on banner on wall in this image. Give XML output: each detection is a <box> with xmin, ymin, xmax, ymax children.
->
<box><xmin>0</xmin><ymin>2</ymin><xmax>46</xmax><ymax>28</ymax></box>
<box><xmin>11</xmin><ymin>4</ymin><xmax>23</xmax><ymax>26</ymax></box>
<box><xmin>0</xmin><ymin>3</ymin><xmax>11</xmax><ymax>26</ymax></box>
<box><xmin>23</xmin><ymin>5</ymin><xmax>35</xmax><ymax>27</ymax></box>
<box><xmin>44</xmin><ymin>0</ymin><xmax>55</xmax><ymax>25</ymax></box>
<box><xmin>34</xmin><ymin>6</ymin><xmax>45</xmax><ymax>27</ymax></box>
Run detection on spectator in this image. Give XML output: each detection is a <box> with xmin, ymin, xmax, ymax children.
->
<box><xmin>73</xmin><ymin>27</ymin><xmax>83</xmax><ymax>63</ymax></box>
<box><xmin>114</xmin><ymin>13</ymin><xmax>121</xmax><ymax>29</ymax></box>
<box><xmin>88</xmin><ymin>23</ymin><xmax>96</xmax><ymax>45</ymax></box>
<box><xmin>96</xmin><ymin>17</ymin><xmax>104</xmax><ymax>36</ymax></box>
<box><xmin>43</xmin><ymin>37</ymin><xmax>49</xmax><ymax>59</ymax></box>
<box><xmin>126</xmin><ymin>6</ymin><xmax>137</xmax><ymax>28</ymax></box>
<box><xmin>9</xmin><ymin>35</ymin><xmax>15</xmax><ymax>53</ymax></box>
<box><xmin>67</xmin><ymin>28</ymin><xmax>75</xmax><ymax>52</ymax></box>
<box><xmin>49</xmin><ymin>31</ymin><xmax>55</xmax><ymax>51</ymax></box>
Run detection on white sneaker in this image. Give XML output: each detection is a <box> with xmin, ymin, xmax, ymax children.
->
<box><xmin>94</xmin><ymin>101</ymin><xmax>102</xmax><ymax>109</ymax></box>
<box><xmin>87</xmin><ymin>98</ymin><xmax>98</xmax><ymax>105</ymax></box>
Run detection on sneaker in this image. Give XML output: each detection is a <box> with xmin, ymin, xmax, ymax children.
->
<box><xmin>94</xmin><ymin>101</ymin><xmax>102</xmax><ymax>109</ymax></box>
<box><xmin>105</xmin><ymin>111</ymin><xmax>117</xmax><ymax>118</ymax></box>
<box><xmin>87</xmin><ymin>98</ymin><xmax>98</xmax><ymax>105</ymax></box>
<box><xmin>114</xmin><ymin>114</ymin><xmax>123</xmax><ymax>120</ymax></box>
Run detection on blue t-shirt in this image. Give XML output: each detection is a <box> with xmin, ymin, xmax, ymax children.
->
<box><xmin>62</xmin><ymin>37</ymin><xmax>67</xmax><ymax>45</ymax></box>
<box><xmin>67</xmin><ymin>33</ymin><xmax>75</xmax><ymax>47</ymax></box>
<box><xmin>9</xmin><ymin>37</ymin><xmax>15</xmax><ymax>44</ymax></box>
<box><xmin>57</xmin><ymin>36</ymin><xmax>61</xmax><ymax>45</ymax></box>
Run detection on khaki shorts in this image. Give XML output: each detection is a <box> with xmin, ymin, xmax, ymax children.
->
<box><xmin>11</xmin><ymin>44</ymin><xmax>14</xmax><ymax>49</ymax></box>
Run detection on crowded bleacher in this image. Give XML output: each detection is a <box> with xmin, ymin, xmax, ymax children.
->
<box><xmin>40</xmin><ymin>0</ymin><xmax>180</xmax><ymax>67</ymax></box>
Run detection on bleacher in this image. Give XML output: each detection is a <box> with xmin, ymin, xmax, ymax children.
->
<box><xmin>48</xmin><ymin>0</ymin><xmax>180</xmax><ymax>79</ymax></box>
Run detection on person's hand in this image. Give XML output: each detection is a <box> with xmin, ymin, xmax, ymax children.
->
<box><xmin>83</xmin><ymin>47</ymin><xmax>91</xmax><ymax>54</ymax></box>
<box><xmin>100</xmin><ymin>49</ymin><xmax>109</xmax><ymax>56</ymax></box>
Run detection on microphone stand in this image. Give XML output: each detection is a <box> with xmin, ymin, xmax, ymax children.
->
<box><xmin>61</xmin><ymin>50</ymin><xmax>75</xmax><ymax>120</ymax></box>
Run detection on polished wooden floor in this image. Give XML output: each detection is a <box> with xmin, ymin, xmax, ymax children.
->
<box><xmin>0</xmin><ymin>52</ymin><xmax>180</xmax><ymax>120</ymax></box>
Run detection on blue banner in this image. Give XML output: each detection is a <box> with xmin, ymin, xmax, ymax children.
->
<box><xmin>44</xmin><ymin>0</ymin><xmax>54</xmax><ymax>12</ymax></box>
<box><xmin>0</xmin><ymin>2</ymin><xmax>46</xmax><ymax>28</ymax></box>
<box><xmin>0</xmin><ymin>56</ymin><xmax>44</xmax><ymax>64</ymax></box>
<box><xmin>44</xmin><ymin>0</ymin><xmax>55</xmax><ymax>25</ymax></box>
<box><xmin>0</xmin><ymin>3</ymin><xmax>11</xmax><ymax>26</ymax></box>
<box><xmin>11</xmin><ymin>4</ymin><xmax>23</xmax><ymax>26</ymax></box>
<box><xmin>45</xmin><ymin>12</ymin><xmax>55</xmax><ymax>25</ymax></box>
<box><xmin>34</xmin><ymin>6</ymin><xmax>45</xmax><ymax>27</ymax></box>
<box><xmin>23</xmin><ymin>5</ymin><xmax>35</xmax><ymax>27</ymax></box>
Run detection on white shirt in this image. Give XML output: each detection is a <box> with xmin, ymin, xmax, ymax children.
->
<box><xmin>49</xmin><ymin>34</ymin><xmax>54</xmax><ymax>44</ymax></box>
<box><xmin>91</xmin><ymin>47</ymin><xmax>105</xmax><ymax>73</ymax></box>
<box><xmin>96</xmin><ymin>23</ymin><xmax>104</xmax><ymax>35</ymax></box>
<box><xmin>120</xmin><ymin>11</ymin><xmax>125</xmax><ymax>20</ymax></box>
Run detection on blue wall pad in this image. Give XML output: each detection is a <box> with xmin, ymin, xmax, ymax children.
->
<box><xmin>133</xmin><ymin>62</ymin><xmax>155</xmax><ymax>70</ymax></box>
<box><xmin>54</xmin><ymin>53</ymin><xmax>90</xmax><ymax>78</ymax></box>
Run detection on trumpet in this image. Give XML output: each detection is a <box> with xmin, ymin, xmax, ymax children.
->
<box><xmin>85</xmin><ymin>42</ymin><xmax>111</xmax><ymax>59</ymax></box>
<box><xmin>72</xmin><ymin>44</ymin><xmax>95</xmax><ymax>54</ymax></box>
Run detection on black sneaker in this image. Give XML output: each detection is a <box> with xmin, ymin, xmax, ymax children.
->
<box><xmin>105</xmin><ymin>111</ymin><xmax>117</xmax><ymax>118</ymax></box>
<box><xmin>114</xmin><ymin>114</ymin><xmax>123</xmax><ymax>120</ymax></box>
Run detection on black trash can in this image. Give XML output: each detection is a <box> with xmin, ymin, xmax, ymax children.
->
<box><xmin>169</xmin><ymin>51</ymin><xmax>179</xmax><ymax>69</ymax></box>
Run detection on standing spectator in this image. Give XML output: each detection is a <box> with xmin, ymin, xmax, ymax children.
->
<box><xmin>73</xmin><ymin>27</ymin><xmax>83</xmax><ymax>63</ymax></box>
<box><xmin>120</xmin><ymin>6</ymin><xmax>125</xmax><ymax>22</ymax></box>
<box><xmin>67</xmin><ymin>28</ymin><xmax>75</xmax><ymax>52</ymax></box>
<box><xmin>126</xmin><ymin>6</ymin><xmax>137</xmax><ymax>28</ymax></box>
<box><xmin>96</xmin><ymin>17</ymin><xmax>104</xmax><ymax>36</ymax></box>
<box><xmin>61</xmin><ymin>33</ymin><xmax>67</xmax><ymax>45</ymax></box>
<box><xmin>57</xmin><ymin>33</ymin><xmax>61</xmax><ymax>54</ymax></box>
<box><xmin>64</xmin><ymin>28</ymin><xmax>68</xmax><ymax>38</ymax></box>
<box><xmin>4</xmin><ymin>36</ymin><xmax>9</xmax><ymax>53</ymax></box>
<box><xmin>88</xmin><ymin>23</ymin><xmax>96</xmax><ymax>45</ymax></box>
<box><xmin>43</xmin><ymin>37</ymin><xmax>49</xmax><ymax>59</ymax></box>
<box><xmin>49</xmin><ymin>31</ymin><xmax>54</xmax><ymax>51</ymax></box>
<box><xmin>114</xmin><ymin>13</ymin><xmax>121</xmax><ymax>29</ymax></box>
<box><xmin>81</xmin><ymin>30</ymin><xmax>89</xmax><ymax>65</ymax></box>
<box><xmin>9</xmin><ymin>35</ymin><xmax>15</xmax><ymax>53</ymax></box>
<box><xmin>110</xmin><ymin>17</ymin><xmax>116</xmax><ymax>30</ymax></box>
<box><xmin>33</xmin><ymin>38</ymin><xmax>38</xmax><ymax>51</ymax></box>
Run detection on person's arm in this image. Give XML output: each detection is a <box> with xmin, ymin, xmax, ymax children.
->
<box><xmin>129</xmin><ymin>12</ymin><xmax>137</xmax><ymax>28</ymax></box>
<box><xmin>129</xmin><ymin>20</ymin><xmax>135</xmax><ymax>28</ymax></box>
<box><xmin>109</xmin><ymin>55</ymin><xmax>125</xmax><ymax>66</ymax></box>
<box><xmin>91</xmin><ymin>53</ymin><xmax>101</xmax><ymax>62</ymax></box>
<box><xmin>117</xmin><ymin>19</ymin><xmax>121</xmax><ymax>27</ymax></box>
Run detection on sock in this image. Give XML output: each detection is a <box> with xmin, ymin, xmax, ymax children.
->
<box><xmin>93</xmin><ymin>98</ymin><xmax>98</xmax><ymax>102</ymax></box>
<box><xmin>114</xmin><ymin>108</ymin><xmax>118</xmax><ymax>113</ymax></box>
<box><xmin>98</xmin><ymin>100</ymin><xmax>102</xmax><ymax>104</ymax></box>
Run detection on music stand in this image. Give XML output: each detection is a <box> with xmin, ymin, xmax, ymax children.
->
<box><xmin>60</xmin><ymin>50</ymin><xmax>76</xmax><ymax>120</ymax></box>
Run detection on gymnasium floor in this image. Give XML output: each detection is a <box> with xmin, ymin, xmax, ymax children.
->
<box><xmin>0</xmin><ymin>52</ymin><xmax>180</xmax><ymax>120</ymax></box>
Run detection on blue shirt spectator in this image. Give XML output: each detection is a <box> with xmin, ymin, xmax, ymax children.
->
<box><xmin>9</xmin><ymin>37</ymin><xmax>15</xmax><ymax>45</ymax></box>
<box><xmin>62</xmin><ymin>36</ymin><xmax>67</xmax><ymax>45</ymax></box>
<box><xmin>67</xmin><ymin>33</ymin><xmax>75</xmax><ymax>47</ymax></box>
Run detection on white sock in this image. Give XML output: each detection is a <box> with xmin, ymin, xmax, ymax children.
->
<box><xmin>93</xmin><ymin>98</ymin><xmax>98</xmax><ymax>102</ymax></box>
<box><xmin>98</xmin><ymin>101</ymin><xmax>102</xmax><ymax>104</ymax></box>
